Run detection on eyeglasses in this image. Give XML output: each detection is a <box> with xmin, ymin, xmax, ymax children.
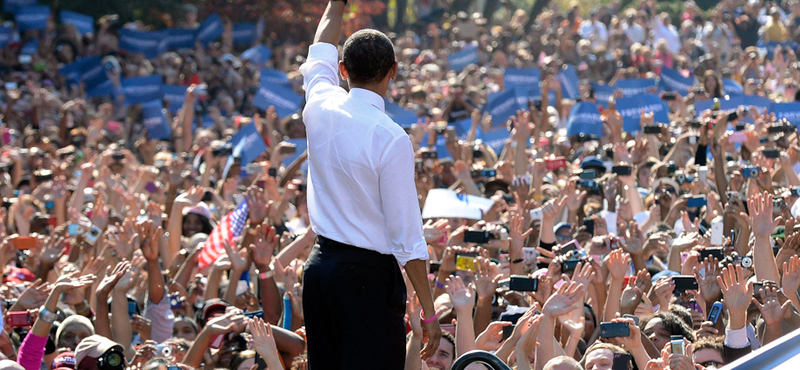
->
<box><xmin>556</xmin><ymin>234</ymin><xmax>570</xmax><ymax>242</ymax></box>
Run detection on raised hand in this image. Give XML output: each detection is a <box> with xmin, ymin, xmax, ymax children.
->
<box><xmin>653</xmin><ymin>277</ymin><xmax>676</xmax><ymax>310</ymax></box>
<box><xmin>445</xmin><ymin>275</ymin><xmax>475</xmax><ymax>314</ymax></box>
<box><xmin>53</xmin><ymin>272</ymin><xmax>97</xmax><ymax>294</ymax></box>
<box><xmin>610</xmin><ymin>316</ymin><xmax>643</xmax><ymax>350</ymax></box>
<box><xmin>694</xmin><ymin>256</ymin><xmax>721</xmax><ymax>303</ymax></box>
<box><xmin>620</xmin><ymin>269</ymin><xmax>649</xmax><ymax>315</ymax></box>
<box><xmin>223</xmin><ymin>239</ymin><xmax>251</xmax><ymax>273</ymax></box>
<box><xmin>15</xmin><ymin>279</ymin><xmax>50</xmax><ymax>310</ymax></box>
<box><xmin>249</xmin><ymin>222</ymin><xmax>279</xmax><ymax>270</ymax></box>
<box><xmin>206</xmin><ymin>311</ymin><xmax>247</xmax><ymax>335</ymax></box>
<box><xmin>749</xmin><ymin>192</ymin><xmax>782</xmax><ymax>238</ymax></box>
<box><xmin>475</xmin><ymin>321</ymin><xmax>513</xmax><ymax>351</ymax></box>
<box><xmin>753</xmin><ymin>286</ymin><xmax>792</xmax><ymax>327</ymax></box>
<box><xmin>245</xmin><ymin>186</ymin><xmax>271</xmax><ymax>226</ymax></box>
<box><xmin>542</xmin><ymin>281</ymin><xmax>585</xmax><ymax>317</ymax></box>
<box><xmin>717</xmin><ymin>264</ymin><xmax>753</xmax><ymax>315</ymax></box>
<box><xmin>249</xmin><ymin>317</ymin><xmax>280</xmax><ymax>360</ymax></box>
<box><xmin>136</xmin><ymin>220</ymin><xmax>162</xmax><ymax>262</ymax></box>
<box><xmin>96</xmin><ymin>261</ymin><xmax>130</xmax><ymax>297</ymax></box>
<box><xmin>474</xmin><ymin>257</ymin><xmax>498</xmax><ymax>301</ymax></box>
<box><xmin>406</xmin><ymin>291</ymin><xmax>423</xmax><ymax>337</ymax></box>
<box><xmin>783</xmin><ymin>255</ymin><xmax>800</xmax><ymax>297</ymax></box>
<box><xmin>606</xmin><ymin>249</ymin><xmax>632</xmax><ymax>281</ymax></box>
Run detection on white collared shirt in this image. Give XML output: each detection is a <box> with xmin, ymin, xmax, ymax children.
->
<box><xmin>299</xmin><ymin>42</ymin><xmax>428</xmax><ymax>266</ymax></box>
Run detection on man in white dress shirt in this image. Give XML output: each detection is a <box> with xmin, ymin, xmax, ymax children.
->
<box><xmin>299</xmin><ymin>0</ymin><xmax>441</xmax><ymax>369</ymax></box>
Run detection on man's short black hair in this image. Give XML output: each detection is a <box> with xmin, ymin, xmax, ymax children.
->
<box><xmin>342</xmin><ymin>29</ymin><xmax>396</xmax><ymax>85</ymax></box>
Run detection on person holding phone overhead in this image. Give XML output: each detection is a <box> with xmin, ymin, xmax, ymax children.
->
<box><xmin>299</xmin><ymin>0</ymin><xmax>441</xmax><ymax>369</ymax></box>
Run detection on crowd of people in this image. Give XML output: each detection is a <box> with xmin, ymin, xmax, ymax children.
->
<box><xmin>1</xmin><ymin>0</ymin><xmax>800</xmax><ymax>369</ymax></box>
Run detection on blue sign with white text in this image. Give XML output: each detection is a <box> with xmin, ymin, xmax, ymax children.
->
<box><xmin>252</xmin><ymin>83</ymin><xmax>303</xmax><ymax>118</ymax></box>
<box><xmin>233</xmin><ymin>23</ymin><xmax>259</xmax><ymax>46</ymax></box>
<box><xmin>616</xmin><ymin>79</ymin><xmax>657</xmax><ymax>96</ymax></box>
<box><xmin>447</xmin><ymin>45</ymin><xmax>479</xmax><ymax>72</ymax></box>
<box><xmin>590</xmin><ymin>83</ymin><xmax>616</xmax><ymax>108</ymax></box>
<box><xmin>60</xmin><ymin>10</ymin><xmax>93</xmax><ymax>35</ymax></box>
<box><xmin>197</xmin><ymin>14</ymin><xmax>223</xmax><ymax>45</ymax></box>
<box><xmin>504</xmin><ymin>68</ymin><xmax>540</xmax><ymax>89</ymax></box>
<box><xmin>771</xmin><ymin>102</ymin><xmax>800</xmax><ymax>126</ymax></box>
<box><xmin>260</xmin><ymin>69</ymin><xmax>290</xmax><ymax>86</ymax></box>
<box><xmin>615</xmin><ymin>94</ymin><xmax>669</xmax><ymax>132</ymax></box>
<box><xmin>165</xmin><ymin>28</ymin><xmax>197</xmax><ymax>50</ymax></box>
<box><xmin>119</xmin><ymin>29</ymin><xmax>167</xmax><ymax>59</ymax></box>
<box><xmin>4</xmin><ymin>0</ymin><xmax>37</xmax><ymax>14</ymax></box>
<box><xmin>162</xmin><ymin>85</ymin><xmax>189</xmax><ymax>114</ymax></box>
<box><xmin>385</xmin><ymin>100</ymin><xmax>419</xmax><ymax>128</ymax></box>
<box><xmin>242</xmin><ymin>45</ymin><xmax>273</xmax><ymax>66</ymax></box>
<box><xmin>567</xmin><ymin>102</ymin><xmax>603</xmax><ymax>137</ymax></box>
<box><xmin>558</xmin><ymin>65</ymin><xmax>579</xmax><ymax>100</ymax></box>
<box><xmin>659</xmin><ymin>67</ymin><xmax>695</xmax><ymax>96</ymax></box>
<box><xmin>16</xmin><ymin>6</ymin><xmax>50</xmax><ymax>31</ymax></box>
<box><xmin>141</xmin><ymin>101</ymin><xmax>171</xmax><ymax>140</ymax></box>
<box><xmin>121</xmin><ymin>75</ymin><xmax>163</xmax><ymax>106</ymax></box>
<box><xmin>486</xmin><ymin>89</ymin><xmax>520</xmax><ymax>127</ymax></box>
<box><xmin>229</xmin><ymin>123</ymin><xmax>268</xmax><ymax>165</ymax></box>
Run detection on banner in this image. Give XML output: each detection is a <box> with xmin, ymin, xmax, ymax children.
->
<box><xmin>757</xmin><ymin>39</ymin><xmax>797</xmax><ymax>60</ymax></box>
<box><xmin>79</xmin><ymin>56</ymin><xmax>107</xmax><ymax>90</ymax></box>
<box><xmin>567</xmin><ymin>102</ymin><xmax>603</xmax><ymax>137</ymax></box>
<box><xmin>229</xmin><ymin>123</ymin><xmax>267</xmax><ymax>165</ymax></box>
<box><xmin>20</xmin><ymin>39</ymin><xmax>37</xmax><ymax>55</ymax></box>
<box><xmin>504</xmin><ymin>68</ymin><xmax>540</xmax><ymax>89</ymax></box>
<box><xmin>121</xmin><ymin>75</ymin><xmax>163</xmax><ymax>106</ymax></box>
<box><xmin>16</xmin><ymin>6</ymin><xmax>50</xmax><ymax>31</ymax></box>
<box><xmin>384</xmin><ymin>99</ymin><xmax>419</xmax><ymax>128</ymax></box>
<box><xmin>259</xmin><ymin>69</ymin><xmax>290</xmax><ymax>86</ymax></box>
<box><xmin>615</xmin><ymin>94</ymin><xmax>669</xmax><ymax>132</ymax></box>
<box><xmin>558</xmin><ymin>65</ymin><xmax>579</xmax><ymax>100</ymax></box>
<box><xmin>232</xmin><ymin>23</ymin><xmax>259</xmax><ymax>46</ymax></box>
<box><xmin>165</xmin><ymin>28</ymin><xmax>196</xmax><ymax>50</ymax></box>
<box><xmin>447</xmin><ymin>45</ymin><xmax>479</xmax><ymax>72</ymax></box>
<box><xmin>242</xmin><ymin>45</ymin><xmax>273</xmax><ymax>66</ymax></box>
<box><xmin>141</xmin><ymin>101</ymin><xmax>171</xmax><ymax>140</ymax></box>
<box><xmin>421</xmin><ymin>189</ymin><xmax>495</xmax><ymax>220</ymax></box>
<box><xmin>723</xmin><ymin>79</ymin><xmax>744</xmax><ymax>96</ymax></box>
<box><xmin>486</xmin><ymin>89</ymin><xmax>520</xmax><ymax>127</ymax></box>
<box><xmin>197</xmin><ymin>13</ymin><xmax>223</xmax><ymax>45</ymax></box>
<box><xmin>590</xmin><ymin>83</ymin><xmax>616</xmax><ymax>108</ymax></box>
<box><xmin>252</xmin><ymin>83</ymin><xmax>303</xmax><ymax>118</ymax></box>
<box><xmin>162</xmin><ymin>85</ymin><xmax>188</xmax><ymax>114</ymax></box>
<box><xmin>616</xmin><ymin>78</ymin><xmax>657</xmax><ymax>96</ymax></box>
<box><xmin>452</xmin><ymin>117</ymin><xmax>473</xmax><ymax>139</ymax></box>
<box><xmin>0</xmin><ymin>26</ymin><xmax>12</xmax><ymax>48</ymax></box>
<box><xmin>4</xmin><ymin>0</ymin><xmax>37</xmax><ymax>14</ymax></box>
<box><xmin>659</xmin><ymin>67</ymin><xmax>695</xmax><ymax>96</ymax></box>
<box><xmin>771</xmin><ymin>102</ymin><xmax>800</xmax><ymax>126</ymax></box>
<box><xmin>85</xmin><ymin>80</ymin><xmax>114</xmax><ymax>99</ymax></box>
<box><xmin>119</xmin><ymin>29</ymin><xmax>167</xmax><ymax>59</ymax></box>
<box><xmin>480</xmin><ymin>127</ymin><xmax>510</xmax><ymax>156</ymax></box>
<box><xmin>59</xmin><ymin>10</ymin><xmax>93</xmax><ymax>35</ymax></box>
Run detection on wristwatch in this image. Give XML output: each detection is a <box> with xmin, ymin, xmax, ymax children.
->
<box><xmin>38</xmin><ymin>306</ymin><xmax>57</xmax><ymax>324</ymax></box>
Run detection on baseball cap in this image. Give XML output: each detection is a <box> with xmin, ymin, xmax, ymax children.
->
<box><xmin>0</xmin><ymin>360</ymin><xmax>24</xmax><ymax>370</ymax></box>
<box><xmin>553</xmin><ymin>222</ymin><xmax>572</xmax><ymax>234</ymax></box>
<box><xmin>580</xmin><ymin>156</ymin><xmax>605</xmax><ymax>172</ymax></box>
<box><xmin>74</xmin><ymin>335</ymin><xmax>123</xmax><ymax>368</ymax></box>
<box><xmin>201</xmin><ymin>298</ymin><xmax>230</xmax><ymax>325</ymax></box>
<box><xmin>52</xmin><ymin>351</ymin><xmax>76</xmax><ymax>370</ymax></box>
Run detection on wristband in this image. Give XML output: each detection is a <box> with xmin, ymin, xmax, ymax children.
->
<box><xmin>511</xmin><ymin>258</ymin><xmax>524</xmax><ymax>264</ymax></box>
<box><xmin>257</xmin><ymin>270</ymin><xmax>275</xmax><ymax>280</ymax></box>
<box><xmin>435</xmin><ymin>280</ymin><xmax>445</xmax><ymax>289</ymax></box>
<box><xmin>420</xmin><ymin>310</ymin><xmax>438</xmax><ymax>323</ymax></box>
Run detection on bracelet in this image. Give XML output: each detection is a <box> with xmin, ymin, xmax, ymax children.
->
<box><xmin>511</xmin><ymin>258</ymin><xmax>524</xmax><ymax>264</ymax></box>
<box><xmin>257</xmin><ymin>270</ymin><xmax>275</xmax><ymax>280</ymax></box>
<box><xmin>434</xmin><ymin>280</ymin><xmax>445</xmax><ymax>289</ymax></box>
<box><xmin>420</xmin><ymin>310</ymin><xmax>438</xmax><ymax>323</ymax></box>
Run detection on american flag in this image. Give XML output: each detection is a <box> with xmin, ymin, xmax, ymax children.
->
<box><xmin>197</xmin><ymin>200</ymin><xmax>250</xmax><ymax>269</ymax></box>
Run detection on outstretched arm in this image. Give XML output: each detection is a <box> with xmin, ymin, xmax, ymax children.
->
<box><xmin>313</xmin><ymin>1</ymin><xmax>346</xmax><ymax>45</ymax></box>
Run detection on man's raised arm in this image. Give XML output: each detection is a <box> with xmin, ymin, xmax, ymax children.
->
<box><xmin>301</xmin><ymin>1</ymin><xmax>347</xmax><ymax>103</ymax></box>
<box><xmin>314</xmin><ymin>1</ymin><xmax>346</xmax><ymax>46</ymax></box>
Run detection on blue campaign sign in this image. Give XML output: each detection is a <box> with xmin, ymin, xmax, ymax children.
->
<box><xmin>79</xmin><ymin>56</ymin><xmax>107</xmax><ymax>90</ymax></box>
<box><xmin>659</xmin><ymin>67</ymin><xmax>695</xmax><ymax>96</ymax></box>
<box><xmin>233</xmin><ymin>23</ymin><xmax>259</xmax><ymax>46</ymax></box>
<box><xmin>85</xmin><ymin>79</ymin><xmax>114</xmax><ymax>98</ymax></box>
<box><xmin>21</xmin><ymin>39</ymin><xmax>37</xmax><ymax>55</ymax></box>
<box><xmin>0</xmin><ymin>26</ymin><xmax>12</xmax><ymax>48</ymax></box>
<box><xmin>757</xmin><ymin>39</ymin><xmax>797</xmax><ymax>60</ymax></box>
<box><xmin>259</xmin><ymin>69</ymin><xmax>290</xmax><ymax>86</ymax></box>
<box><xmin>162</xmin><ymin>85</ymin><xmax>188</xmax><ymax>114</ymax></box>
<box><xmin>486</xmin><ymin>89</ymin><xmax>520</xmax><ymax>128</ymax></box>
<box><xmin>253</xmin><ymin>83</ymin><xmax>303</xmax><ymax>118</ymax></box>
<box><xmin>480</xmin><ymin>128</ymin><xmax>510</xmax><ymax>156</ymax></box>
<box><xmin>590</xmin><ymin>83</ymin><xmax>616</xmax><ymax>108</ymax></box>
<box><xmin>567</xmin><ymin>102</ymin><xmax>603</xmax><ymax>137</ymax></box>
<box><xmin>197</xmin><ymin>14</ymin><xmax>224</xmax><ymax>45</ymax></box>
<box><xmin>615</xmin><ymin>94</ymin><xmax>669</xmax><ymax>132</ymax></box>
<box><xmin>121</xmin><ymin>75</ymin><xmax>163</xmax><ymax>106</ymax></box>
<box><xmin>504</xmin><ymin>68</ymin><xmax>540</xmax><ymax>89</ymax></box>
<box><xmin>141</xmin><ymin>101</ymin><xmax>171</xmax><ymax>140</ymax></box>
<box><xmin>771</xmin><ymin>102</ymin><xmax>800</xmax><ymax>126</ymax></box>
<box><xmin>694</xmin><ymin>97</ymin><xmax>744</xmax><ymax>117</ymax></box>
<box><xmin>229</xmin><ymin>123</ymin><xmax>268</xmax><ymax>165</ymax></box>
<box><xmin>744</xmin><ymin>95</ymin><xmax>772</xmax><ymax>113</ymax></box>
<box><xmin>281</xmin><ymin>138</ymin><xmax>309</xmax><ymax>167</ymax></box>
<box><xmin>384</xmin><ymin>99</ymin><xmax>418</xmax><ymax>128</ymax></box>
<box><xmin>165</xmin><ymin>28</ymin><xmax>196</xmax><ymax>50</ymax></box>
<box><xmin>242</xmin><ymin>45</ymin><xmax>273</xmax><ymax>66</ymax></box>
<box><xmin>616</xmin><ymin>78</ymin><xmax>657</xmax><ymax>96</ymax></box>
<box><xmin>16</xmin><ymin>6</ymin><xmax>50</xmax><ymax>31</ymax></box>
<box><xmin>724</xmin><ymin>79</ymin><xmax>744</xmax><ymax>96</ymax></box>
<box><xmin>4</xmin><ymin>0</ymin><xmax>37</xmax><ymax>14</ymax></box>
<box><xmin>558</xmin><ymin>65</ymin><xmax>579</xmax><ymax>100</ymax></box>
<box><xmin>119</xmin><ymin>29</ymin><xmax>167</xmax><ymax>59</ymax></box>
<box><xmin>60</xmin><ymin>10</ymin><xmax>93</xmax><ymax>35</ymax></box>
<box><xmin>447</xmin><ymin>45</ymin><xmax>479</xmax><ymax>72</ymax></box>
<box><xmin>452</xmin><ymin>118</ymin><xmax>473</xmax><ymax>139</ymax></box>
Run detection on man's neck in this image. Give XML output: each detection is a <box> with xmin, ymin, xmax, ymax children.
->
<box><xmin>349</xmin><ymin>83</ymin><xmax>387</xmax><ymax>98</ymax></box>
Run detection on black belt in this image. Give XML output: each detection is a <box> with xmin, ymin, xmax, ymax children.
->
<box><xmin>317</xmin><ymin>235</ymin><xmax>355</xmax><ymax>249</ymax></box>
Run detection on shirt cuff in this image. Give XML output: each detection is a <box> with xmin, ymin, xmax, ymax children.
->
<box><xmin>308</xmin><ymin>43</ymin><xmax>339</xmax><ymax>66</ymax></box>
<box><xmin>393</xmin><ymin>240</ymin><xmax>430</xmax><ymax>266</ymax></box>
<box><xmin>725</xmin><ymin>326</ymin><xmax>750</xmax><ymax>349</ymax></box>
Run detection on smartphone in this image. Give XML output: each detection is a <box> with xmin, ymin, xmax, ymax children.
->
<box><xmin>279</xmin><ymin>144</ymin><xmax>297</xmax><ymax>155</ymax></box>
<box><xmin>764</xmin><ymin>149</ymin><xmax>780</xmax><ymax>159</ymax></box>
<box><xmin>455</xmin><ymin>252</ymin><xmax>478</xmax><ymax>271</ymax></box>
<box><xmin>580</xmin><ymin>169</ymin><xmax>597</xmax><ymax>180</ymax></box>
<box><xmin>246</xmin><ymin>163</ymin><xmax>264</xmax><ymax>175</ymax></box>
<box><xmin>670</xmin><ymin>335</ymin><xmax>685</xmax><ymax>355</ymax></box>
<box><xmin>244</xmin><ymin>310</ymin><xmax>265</xmax><ymax>319</ymax></box>
<box><xmin>5</xmin><ymin>311</ymin><xmax>31</xmax><ymax>327</ymax></box>
<box><xmin>545</xmin><ymin>157</ymin><xmax>567</xmax><ymax>170</ymax></box>
<box><xmin>672</xmin><ymin>276</ymin><xmax>699</xmax><ymax>293</ymax></box>
<box><xmin>643</xmin><ymin>126</ymin><xmax>661</xmax><ymax>134</ymax></box>
<box><xmin>612</xmin><ymin>353</ymin><xmax>632</xmax><ymax>370</ymax></box>
<box><xmin>707</xmin><ymin>302</ymin><xmax>723</xmax><ymax>324</ymax></box>
<box><xmin>128</xmin><ymin>300</ymin><xmax>137</xmax><ymax>318</ymax></box>
<box><xmin>662</xmin><ymin>91</ymin><xmax>676</xmax><ymax>101</ymax></box>
<box><xmin>687</xmin><ymin>195</ymin><xmax>707</xmax><ymax>208</ymax></box>
<box><xmin>421</xmin><ymin>151</ymin><xmax>438</xmax><ymax>160</ymax></box>
<box><xmin>729</xmin><ymin>132</ymin><xmax>747</xmax><ymax>144</ymax></box>
<box><xmin>267</xmin><ymin>168</ymin><xmax>278</xmax><ymax>178</ymax></box>
<box><xmin>464</xmin><ymin>230</ymin><xmax>490</xmax><ymax>244</ymax></box>
<box><xmin>689</xmin><ymin>136</ymin><xmax>698</xmax><ymax>145</ymax></box>
<box><xmin>577</xmin><ymin>180</ymin><xmax>597</xmax><ymax>190</ymax></box>
<box><xmin>599</xmin><ymin>322</ymin><xmax>630</xmax><ymax>338</ymax></box>
<box><xmin>562</xmin><ymin>259</ymin><xmax>580</xmax><ymax>273</ymax></box>
<box><xmin>68</xmin><ymin>224</ymin><xmax>82</xmax><ymax>236</ymax></box>
<box><xmin>698</xmin><ymin>248</ymin><xmax>724</xmax><ymax>261</ymax></box>
<box><xmin>622</xmin><ymin>314</ymin><xmax>640</xmax><ymax>325</ymax></box>
<box><xmin>583</xmin><ymin>218</ymin><xmax>595</xmax><ymax>236</ymax></box>
<box><xmin>769</xmin><ymin>125</ymin><xmax>786</xmax><ymax>134</ymax></box>
<box><xmin>11</xmin><ymin>236</ymin><xmax>36</xmax><ymax>250</ymax></box>
<box><xmin>728</xmin><ymin>111</ymin><xmax>739</xmax><ymax>122</ymax></box>
<box><xmin>509</xmin><ymin>276</ymin><xmax>538</xmax><ymax>291</ymax></box>
<box><xmin>502</xmin><ymin>325</ymin><xmax>515</xmax><ymax>341</ymax></box>
<box><xmin>698</xmin><ymin>166</ymin><xmax>708</xmax><ymax>183</ymax></box>
<box><xmin>612</xmin><ymin>165</ymin><xmax>632</xmax><ymax>176</ymax></box>
<box><xmin>145</xmin><ymin>182</ymin><xmax>158</xmax><ymax>194</ymax></box>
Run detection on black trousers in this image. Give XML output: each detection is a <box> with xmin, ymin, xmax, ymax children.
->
<box><xmin>303</xmin><ymin>236</ymin><xmax>407</xmax><ymax>370</ymax></box>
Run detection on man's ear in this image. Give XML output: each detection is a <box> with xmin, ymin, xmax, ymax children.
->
<box><xmin>339</xmin><ymin>61</ymin><xmax>348</xmax><ymax>81</ymax></box>
<box><xmin>390</xmin><ymin>62</ymin><xmax>399</xmax><ymax>80</ymax></box>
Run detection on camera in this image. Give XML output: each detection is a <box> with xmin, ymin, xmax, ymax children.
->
<box><xmin>741</xmin><ymin>166</ymin><xmax>759</xmax><ymax>178</ymax></box>
<box><xmin>212</xmin><ymin>143</ymin><xmax>233</xmax><ymax>157</ymax></box>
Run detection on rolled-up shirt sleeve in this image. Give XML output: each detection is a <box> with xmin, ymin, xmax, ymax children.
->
<box><xmin>299</xmin><ymin>43</ymin><xmax>340</xmax><ymax>102</ymax></box>
<box><xmin>144</xmin><ymin>296</ymin><xmax>175</xmax><ymax>343</ymax></box>
<box><xmin>379</xmin><ymin>135</ymin><xmax>428</xmax><ymax>265</ymax></box>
